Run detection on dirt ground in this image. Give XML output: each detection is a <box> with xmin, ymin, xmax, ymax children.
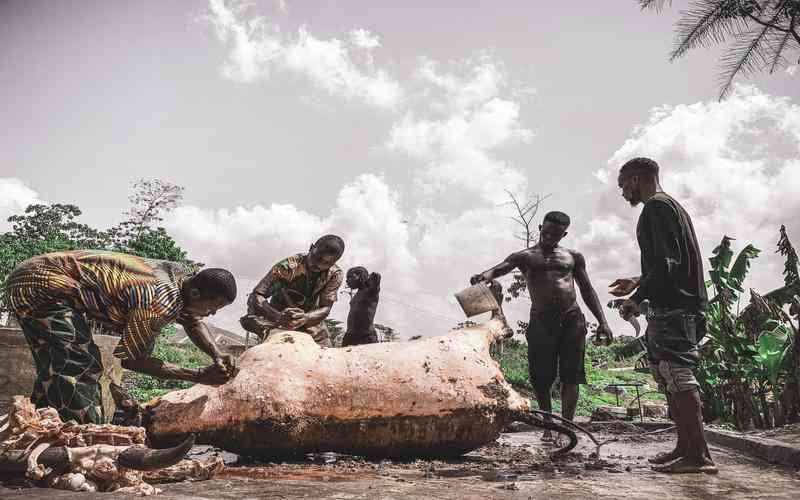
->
<box><xmin>3</xmin><ymin>424</ymin><xmax>800</xmax><ymax>499</ymax></box>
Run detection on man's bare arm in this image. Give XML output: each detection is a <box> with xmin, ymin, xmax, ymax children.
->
<box><xmin>304</xmin><ymin>305</ymin><xmax>333</xmax><ymax>327</ymax></box>
<box><xmin>249</xmin><ymin>269</ymin><xmax>285</xmax><ymax>323</ymax></box>
<box><xmin>573</xmin><ymin>252</ymin><xmax>613</xmax><ymax>338</ymax></box>
<box><xmin>179</xmin><ymin>317</ymin><xmax>238</xmax><ymax>378</ymax></box>
<box><xmin>180</xmin><ymin>317</ymin><xmax>223</xmax><ymax>361</ymax></box>
<box><xmin>471</xmin><ymin>254</ymin><xmax>520</xmax><ymax>284</ymax></box>
<box><xmin>121</xmin><ymin>357</ymin><xmax>228</xmax><ymax>385</ymax></box>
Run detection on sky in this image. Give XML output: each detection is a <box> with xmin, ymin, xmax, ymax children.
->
<box><xmin>1</xmin><ymin>0</ymin><xmax>799</xmax><ymax>339</ymax></box>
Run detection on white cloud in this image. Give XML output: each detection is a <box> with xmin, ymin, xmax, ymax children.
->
<box><xmin>388</xmin><ymin>58</ymin><xmax>533</xmax><ymax>203</ymax></box>
<box><xmin>579</xmin><ymin>85</ymin><xmax>800</xmax><ymax>335</ymax></box>
<box><xmin>283</xmin><ymin>28</ymin><xmax>403</xmax><ymax>109</ymax></box>
<box><xmin>275</xmin><ymin>0</ymin><xmax>288</xmax><ymax>15</ymax></box>
<box><xmin>0</xmin><ymin>178</ymin><xmax>43</xmax><ymax>232</ymax></box>
<box><xmin>164</xmin><ymin>174</ymin><xmax>429</xmax><ymax>335</ymax></box>
<box><xmin>416</xmin><ymin>56</ymin><xmax>506</xmax><ymax>113</ymax></box>
<box><xmin>198</xmin><ymin>2</ymin><xmax>548</xmax><ymax>337</ymax></box>
<box><xmin>349</xmin><ymin>28</ymin><xmax>381</xmax><ymax>51</ymax></box>
<box><xmin>205</xmin><ymin>0</ymin><xmax>403</xmax><ymax>109</ymax></box>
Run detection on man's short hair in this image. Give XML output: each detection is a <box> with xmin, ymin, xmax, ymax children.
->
<box><xmin>314</xmin><ymin>234</ymin><xmax>345</xmax><ymax>258</ymax></box>
<box><xmin>619</xmin><ymin>157</ymin><xmax>659</xmax><ymax>180</ymax></box>
<box><xmin>191</xmin><ymin>268</ymin><xmax>237</xmax><ymax>303</ymax></box>
<box><xmin>543</xmin><ymin>211</ymin><xmax>571</xmax><ymax>228</ymax></box>
<box><xmin>347</xmin><ymin>266</ymin><xmax>368</xmax><ymax>278</ymax></box>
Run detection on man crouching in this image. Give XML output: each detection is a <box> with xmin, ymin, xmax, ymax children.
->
<box><xmin>4</xmin><ymin>250</ymin><xmax>238</xmax><ymax>425</ymax></box>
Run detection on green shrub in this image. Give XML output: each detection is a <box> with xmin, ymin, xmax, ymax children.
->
<box><xmin>127</xmin><ymin>325</ymin><xmax>211</xmax><ymax>403</ymax></box>
<box><xmin>496</xmin><ymin>337</ymin><xmax>664</xmax><ymax>417</ymax></box>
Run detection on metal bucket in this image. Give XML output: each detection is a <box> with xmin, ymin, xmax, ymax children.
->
<box><xmin>454</xmin><ymin>283</ymin><xmax>500</xmax><ymax>318</ymax></box>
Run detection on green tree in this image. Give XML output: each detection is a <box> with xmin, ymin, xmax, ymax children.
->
<box><xmin>640</xmin><ymin>0</ymin><xmax>800</xmax><ymax>99</ymax></box>
<box><xmin>125</xmin><ymin>227</ymin><xmax>202</xmax><ymax>272</ymax></box>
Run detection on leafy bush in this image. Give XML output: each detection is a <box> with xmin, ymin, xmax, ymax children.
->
<box><xmin>127</xmin><ymin>325</ymin><xmax>211</xmax><ymax>403</ymax></box>
<box><xmin>496</xmin><ymin>338</ymin><xmax>663</xmax><ymax>417</ymax></box>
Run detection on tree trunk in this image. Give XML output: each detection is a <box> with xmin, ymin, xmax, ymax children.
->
<box><xmin>733</xmin><ymin>384</ymin><xmax>756</xmax><ymax>431</ymax></box>
<box><xmin>759</xmin><ymin>394</ymin><xmax>773</xmax><ymax>429</ymax></box>
<box><xmin>781</xmin><ymin>381</ymin><xmax>800</xmax><ymax>423</ymax></box>
<box><xmin>772</xmin><ymin>400</ymin><xmax>786</xmax><ymax>427</ymax></box>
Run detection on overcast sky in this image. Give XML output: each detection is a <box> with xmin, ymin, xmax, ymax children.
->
<box><xmin>2</xmin><ymin>0</ymin><xmax>799</xmax><ymax>338</ymax></box>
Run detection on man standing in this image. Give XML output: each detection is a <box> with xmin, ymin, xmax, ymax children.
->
<box><xmin>4</xmin><ymin>250</ymin><xmax>238</xmax><ymax>424</ymax></box>
<box><xmin>341</xmin><ymin>266</ymin><xmax>381</xmax><ymax>347</ymax></box>
<box><xmin>240</xmin><ymin>235</ymin><xmax>344</xmax><ymax>347</ymax></box>
<box><xmin>611</xmin><ymin>157</ymin><xmax>716</xmax><ymax>474</ymax></box>
<box><xmin>471</xmin><ymin>211</ymin><xmax>613</xmax><ymax>442</ymax></box>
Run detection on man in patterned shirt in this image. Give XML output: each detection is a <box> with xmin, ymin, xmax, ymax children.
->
<box><xmin>240</xmin><ymin>235</ymin><xmax>344</xmax><ymax>347</ymax></box>
<box><xmin>4</xmin><ymin>250</ymin><xmax>239</xmax><ymax>424</ymax></box>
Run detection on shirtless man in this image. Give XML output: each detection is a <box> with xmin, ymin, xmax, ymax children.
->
<box><xmin>471</xmin><ymin>211</ymin><xmax>613</xmax><ymax>441</ymax></box>
<box><xmin>341</xmin><ymin>267</ymin><xmax>381</xmax><ymax>347</ymax></box>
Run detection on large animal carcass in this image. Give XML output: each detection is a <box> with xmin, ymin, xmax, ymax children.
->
<box><xmin>145</xmin><ymin>318</ymin><xmax>576</xmax><ymax>458</ymax></box>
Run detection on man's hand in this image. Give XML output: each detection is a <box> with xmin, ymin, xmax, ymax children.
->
<box><xmin>470</xmin><ymin>272</ymin><xmax>491</xmax><ymax>286</ymax></box>
<box><xmin>609</xmin><ymin>277</ymin><xmax>640</xmax><ymax>297</ymax></box>
<box><xmin>280</xmin><ymin>307</ymin><xmax>306</xmax><ymax>329</ymax></box>
<box><xmin>194</xmin><ymin>363</ymin><xmax>233</xmax><ymax>386</ymax></box>
<box><xmin>214</xmin><ymin>353</ymin><xmax>238</xmax><ymax>378</ymax></box>
<box><xmin>594</xmin><ymin>323</ymin><xmax>614</xmax><ymax>346</ymax></box>
<box><xmin>618</xmin><ymin>298</ymin><xmax>641</xmax><ymax>321</ymax></box>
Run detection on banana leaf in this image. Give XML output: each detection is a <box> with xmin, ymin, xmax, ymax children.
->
<box><xmin>729</xmin><ymin>244</ymin><xmax>761</xmax><ymax>293</ymax></box>
<box><xmin>755</xmin><ymin>320</ymin><xmax>791</xmax><ymax>387</ymax></box>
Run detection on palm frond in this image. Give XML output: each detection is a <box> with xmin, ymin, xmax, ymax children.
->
<box><xmin>639</xmin><ymin>0</ymin><xmax>672</xmax><ymax>11</ymax></box>
<box><xmin>670</xmin><ymin>1</ymin><xmax>750</xmax><ymax>61</ymax></box>
<box><xmin>766</xmin><ymin>29</ymin><xmax>792</xmax><ymax>72</ymax></box>
<box><xmin>717</xmin><ymin>7</ymin><xmax>786</xmax><ymax>98</ymax></box>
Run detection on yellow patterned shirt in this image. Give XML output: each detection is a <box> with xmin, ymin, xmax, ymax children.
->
<box><xmin>5</xmin><ymin>250</ymin><xmax>193</xmax><ymax>360</ymax></box>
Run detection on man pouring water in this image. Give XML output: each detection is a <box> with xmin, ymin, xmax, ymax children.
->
<box><xmin>470</xmin><ymin>211</ymin><xmax>613</xmax><ymax>443</ymax></box>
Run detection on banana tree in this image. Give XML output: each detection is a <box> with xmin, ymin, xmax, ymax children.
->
<box><xmin>699</xmin><ymin>236</ymin><xmax>762</xmax><ymax>428</ymax></box>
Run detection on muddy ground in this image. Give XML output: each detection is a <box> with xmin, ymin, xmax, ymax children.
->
<box><xmin>3</xmin><ymin>423</ymin><xmax>800</xmax><ymax>499</ymax></box>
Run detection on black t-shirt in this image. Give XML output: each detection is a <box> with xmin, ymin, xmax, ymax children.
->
<box><xmin>631</xmin><ymin>193</ymin><xmax>707</xmax><ymax>311</ymax></box>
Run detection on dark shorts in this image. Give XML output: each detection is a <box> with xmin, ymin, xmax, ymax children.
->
<box><xmin>645</xmin><ymin>308</ymin><xmax>704</xmax><ymax>367</ymax></box>
<box><xmin>341</xmin><ymin>329</ymin><xmax>379</xmax><ymax>347</ymax></box>
<box><xmin>526</xmin><ymin>305</ymin><xmax>587</xmax><ymax>390</ymax></box>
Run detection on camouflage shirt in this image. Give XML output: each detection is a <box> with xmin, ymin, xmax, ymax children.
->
<box><xmin>249</xmin><ymin>253</ymin><xmax>342</xmax><ymax>313</ymax></box>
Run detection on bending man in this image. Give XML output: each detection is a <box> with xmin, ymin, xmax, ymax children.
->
<box><xmin>4</xmin><ymin>250</ymin><xmax>238</xmax><ymax>425</ymax></box>
<box><xmin>471</xmin><ymin>211</ymin><xmax>612</xmax><ymax>442</ymax></box>
<box><xmin>240</xmin><ymin>234</ymin><xmax>344</xmax><ymax>347</ymax></box>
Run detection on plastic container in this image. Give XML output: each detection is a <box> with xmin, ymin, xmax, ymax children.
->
<box><xmin>454</xmin><ymin>283</ymin><xmax>500</xmax><ymax>318</ymax></box>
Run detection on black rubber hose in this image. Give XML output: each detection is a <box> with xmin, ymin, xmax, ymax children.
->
<box><xmin>507</xmin><ymin>410</ymin><xmax>578</xmax><ymax>455</ymax></box>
